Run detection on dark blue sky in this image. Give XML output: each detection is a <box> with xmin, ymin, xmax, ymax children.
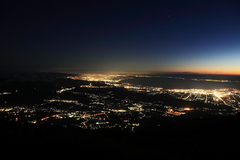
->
<box><xmin>1</xmin><ymin>0</ymin><xmax>240</xmax><ymax>74</ymax></box>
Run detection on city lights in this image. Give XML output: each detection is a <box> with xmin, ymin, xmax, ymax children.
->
<box><xmin>0</xmin><ymin>74</ymin><xmax>239</xmax><ymax>132</ymax></box>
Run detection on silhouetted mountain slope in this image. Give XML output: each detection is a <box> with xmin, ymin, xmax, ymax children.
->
<box><xmin>1</xmin><ymin>115</ymin><xmax>239</xmax><ymax>160</ymax></box>
<box><xmin>196</xmin><ymin>112</ymin><xmax>240</xmax><ymax>136</ymax></box>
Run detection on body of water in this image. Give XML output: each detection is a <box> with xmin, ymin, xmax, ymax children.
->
<box><xmin>122</xmin><ymin>77</ymin><xmax>240</xmax><ymax>89</ymax></box>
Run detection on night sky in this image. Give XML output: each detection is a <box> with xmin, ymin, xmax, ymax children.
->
<box><xmin>1</xmin><ymin>0</ymin><xmax>240</xmax><ymax>75</ymax></box>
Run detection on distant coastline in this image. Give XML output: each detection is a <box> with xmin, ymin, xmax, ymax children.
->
<box><xmin>121</xmin><ymin>76</ymin><xmax>240</xmax><ymax>89</ymax></box>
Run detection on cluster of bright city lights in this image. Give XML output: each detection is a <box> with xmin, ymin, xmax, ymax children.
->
<box><xmin>168</xmin><ymin>88</ymin><xmax>240</xmax><ymax>109</ymax></box>
<box><xmin>76</xmin><ymin>74</ymin><xmax>240</xmax><ymax>110</ymax></box>
<box><xmin>0</xmin><ymin>74</ymin><xmax>239</xmax><ymax>132</ymax></box>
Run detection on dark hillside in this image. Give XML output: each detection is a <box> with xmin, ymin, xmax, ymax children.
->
<box><xmin>1</xmin><ymin>113</ymin><xmax>240</xmax><ymax>160</ymax></box>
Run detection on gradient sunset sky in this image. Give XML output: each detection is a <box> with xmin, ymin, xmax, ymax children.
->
<box><xmin>1</xmin><ymin>0</ymin><xmax>240</xmax><ymax>75</ymax></box>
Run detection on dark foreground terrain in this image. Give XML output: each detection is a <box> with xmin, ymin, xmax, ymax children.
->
<box><xmin>1</xmin><ymin>113</ymin><xmax>240</xmax><ymax>160</ymax></box>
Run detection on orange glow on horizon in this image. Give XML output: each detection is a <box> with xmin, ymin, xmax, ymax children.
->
<box><xmin>75</xmin><ymin>68</ymin><xmax>240</xmax><ymax>76</ymax></box>
<box><xmin>157</xmin><ymin>69</ymin><xmax>240</xmax><ymax>76</ymax></box>
<box><xmin>191</xmin><ymin>71</ymin><xmax>240</xmax><ymax>76</ymax></box>
<box><xmin>79</xmin><ymin>71</ymin><xmax>240</xmax><ymax>76</ymax></box>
